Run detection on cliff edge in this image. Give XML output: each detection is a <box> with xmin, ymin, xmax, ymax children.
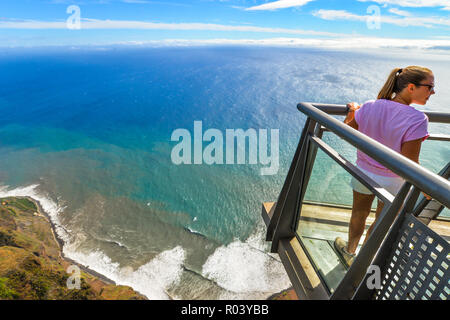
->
<box><xmin>0</xmin><ymin>196</ymin><xmax>146</xmax><ymax>300</ymax></box>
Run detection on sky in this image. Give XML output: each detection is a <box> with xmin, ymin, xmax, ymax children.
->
<box><xmin>0</xmin><ymin>0</ymin><xmax>450</xmax><ymax>49</ymax></box>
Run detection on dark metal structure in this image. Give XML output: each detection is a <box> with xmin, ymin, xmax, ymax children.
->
<box><xmin>263</xmin><ymin>102</ymin><xmax>450</xmax><ymax>300</ymax></box>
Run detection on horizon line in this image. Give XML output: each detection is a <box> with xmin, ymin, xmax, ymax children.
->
<box><xmin>1</xmin><ymin>37</ymin><xmax>450</xmax><ymax>51</ymax></box>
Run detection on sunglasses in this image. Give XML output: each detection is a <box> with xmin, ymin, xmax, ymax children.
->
<box><xmin>416</xmin><ymin>84</ymin><xmax>435</xmax><ymax>92</ymax></box>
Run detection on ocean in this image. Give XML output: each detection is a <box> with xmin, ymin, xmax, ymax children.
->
<box><xmin>0</xmin><ymin>45</ymin><xmax>448</xmax><ymax>299</ymax></box>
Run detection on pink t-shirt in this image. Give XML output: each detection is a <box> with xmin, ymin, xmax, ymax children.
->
<box><xmin>354</xmin><ymin>99</ymin><xmax>429</xmax><ymax>177</ymax></box>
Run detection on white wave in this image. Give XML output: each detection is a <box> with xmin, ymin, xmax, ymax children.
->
<box><xmin>185</xmin><ymin>226</ymin><xmax>205</xmax><ymax>237</ymax></box>
<box><xmin>0</xmin><ymin>184</ymin><xmax>290</xmax><ymax>299</ymax></box>
<box><xmin>0</xmin><ymin>183</ymin><xmax>186</xmax><ymax>300</ymax></box>
<box><xmin>0</xmin><ymin>184</ymin><xmax>70</xmax><ymax>243</ymax></box>
<box><xmin>93</xmin><ymin>235</ymin><xmax>128</xmax><ymax>249</ymax></box>
<box><xmin>201</xmin><ymin>224</ymin><xmax>291</xmax><ymax>298</ymax></box>
<box><xmin>113</xmin><ymin>240</ymin><xmax>127</xmax><ymax>248</ymax></box>
<box><xmin>65</xmin><ymin>245</ymin><xmax>186</xmax><ymax>300</ymax></box>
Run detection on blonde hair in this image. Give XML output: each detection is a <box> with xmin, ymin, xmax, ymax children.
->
<box><xmin>377</xmin><ymin>66</ymin><xmax>433</xmax><ymax>100</ymax></box>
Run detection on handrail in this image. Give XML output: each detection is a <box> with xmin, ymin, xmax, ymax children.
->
<box><xmin>297</xmin><ymin>102</ymin><xmax>450</xmax><ymax>208</ymax></box>
<box><xmin>263</xmin><ymin>102</ymin><xmax>450</xmax><ymax>300</ymax></box>
<box><xmin>309</xmin><ymin>102</ymin><xmax>450</xmax><ymax>123</ymax></box>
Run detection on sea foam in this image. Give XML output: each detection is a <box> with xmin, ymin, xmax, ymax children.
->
<box><xmin>0</xmin><ymin>183</ymin><xmax>291</xmax><ymax>300</ymax></box>
<box><xmin>66</xmin><ymin>244</ymin><xmax>185</xmax><ymax>300</ymax></box>
<box><xmin>0</xmin><ymin>184</ymin><xmax>186</xmax><ymax>300</ymax></box>
<box><xmin>201</xmin><ymin>223</ymin><xmax>292</xmax><ymax>299</ymax></box>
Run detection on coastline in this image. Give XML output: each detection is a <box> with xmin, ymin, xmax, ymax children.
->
<box><xmin>0</xmin><ymin>195</ymin><xmax>147</xmax><ymax>299</ymax></box>
<box><xmin>19</xmin><ymin>195</ymin><xmax>119</xmax><ymax>287</ymax></box>
<box><xmin>10</xmin><ymin>195</ymin><xmax>292</xmax><ymax>300</ymax></box>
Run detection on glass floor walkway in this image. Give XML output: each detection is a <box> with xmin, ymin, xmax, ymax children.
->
<box><xmin>263</xmin><ymin>201</ymin><xmax>450</xmax><ymax>295</ymax></box>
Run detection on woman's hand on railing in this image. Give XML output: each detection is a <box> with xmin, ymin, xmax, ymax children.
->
<box><xmin>344</xmin><ymin>102</ymin><xmax>360</xmax><ymax>126</ymax></box>
<box><xmin>346</xmin><ymin>102</ymin><xmax>361</xmax><ymax>112</ymax></box>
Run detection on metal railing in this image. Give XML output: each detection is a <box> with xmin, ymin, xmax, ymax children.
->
<box><xmin>264</xmin><ymin>102</ymin><xmax>450</xmax><ymax>300</ymax></box>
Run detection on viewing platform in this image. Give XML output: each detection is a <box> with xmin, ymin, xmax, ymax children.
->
<box><xmin>262</xmin><ymin>103</ymin><xmax>450</xmax><ymax>300</ymax></box>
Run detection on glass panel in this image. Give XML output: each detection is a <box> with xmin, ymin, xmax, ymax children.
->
<box><xmin>323</xmin><ymin>122</ymin><xmax>450</xmax><ymax>178</ymax></box>
<box><xmin>296</xmin><ymin>141</ymin><xmax>385</xmax><ymax>294</ymax></box>
<box><xmin>419</xmin><ymin>140</ymin><xmax>450</xmax><ymax>176</ymax></box>
<box><xmin>412</xmin><ymin>159</ymin><xmax>449</xmax><ymax>219</ymax></box>
<box><xmin>440</xmin><ymin>207</ymin><xmax>450</xmax><ymax>220</ymax></box>
<box><xmin>321</xmin><ymin>130</ymin><xmax>357</xmax><ymax>165</ymax></box>
<box><xmin>320</xmin><ymin>130</ymin><xmax>378</xmax><ymax>209</ymax></box>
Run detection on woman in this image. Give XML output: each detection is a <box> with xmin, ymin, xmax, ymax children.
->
<box><xmin>334</xmin><ymin>66</ymin><xmax>435</xmax><ymax>266</ymax></box>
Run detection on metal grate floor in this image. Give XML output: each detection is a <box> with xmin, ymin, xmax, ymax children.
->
<box><xmin>376</xmin><ymin>214</ymin><xmax>449</xmax><ymax>300</ymax></box>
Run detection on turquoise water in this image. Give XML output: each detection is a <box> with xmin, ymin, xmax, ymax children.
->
<box><xmin>0</xmin><ymin>46</ymin><xmax>448</xmax><ymax>299</ymax></box>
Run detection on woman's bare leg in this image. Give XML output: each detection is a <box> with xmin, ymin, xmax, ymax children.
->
<box><xmin>347</xmin><ymin>191</ymin><xmax>375</xmax><ymax>254</ymax></box>
<box><xmin>363</xmin><ymin>199</ymin><xmax>384</xmax><ymax>245</ymax></box>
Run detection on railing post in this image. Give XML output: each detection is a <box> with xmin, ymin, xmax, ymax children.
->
<box><xmin>268</xmin><ymin>119</ymin><xmax>316</xmax><ymax>252</ymax></box>
<box><xmin>266</xmin><ymin>117</ymin><xmax>312</xmax><ymax>242</ymax></box>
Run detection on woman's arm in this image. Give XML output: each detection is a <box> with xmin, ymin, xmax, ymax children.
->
<box><xmin>344</xmin><ymin>102</ymin><xmax>360</xmax><ymax>130</ymax></box>
<box><xmin>401</xmin><ymin>138</ymin><xmax>431</xmax><ymax>199</ymax></box>
<box><xmin>400</xmin><ymin>138</ymin><xmax>422</xmax><ymax>163</ymax></box>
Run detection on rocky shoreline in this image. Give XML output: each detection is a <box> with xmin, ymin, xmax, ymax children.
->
<box><xmin>0</xmin><ymin>195</ymin><xmax>296</xmax><ymax>301</ymax></box>
<box><xmin>21</xmin><ymin>196</ymin><xmax>118</xmax><ymax>286</ymax></box>
<box><xmin>0</xmin><ymin>196</ymin><xmax>146</xmax><ymax>300</ymax></box>
<box><xmin>26</xmin><ymin>195</ymin><xmax>296</xmax><ymax>301</ymax></box>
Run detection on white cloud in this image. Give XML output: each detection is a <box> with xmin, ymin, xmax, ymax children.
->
<box><xmin>313</xmin><ymin>9</ymin><xmax>450</xmax><ymax>28</ymax></box>
<box><xmin>3</xmin><ymin>36</ymin><xmax>450</xmax><ymax>51</ymax></box>
<box><xmin>357</xmin><ymin>0</ymin><xmax>450</xmax><ymax>8</ymax></box>
<box><xmin>314</xmin><ymin>10</ymin><xmax>366</xmax><ymax>22</ymax></box>
<box><xmin>388</xmin><ymin>8</ymin><xmax>412</xmax><ymax>16</ymax></box>
<box><xmin>0</xmin><ymin>18</ymin><xmax>338</xmax><ymax>36</ymax></box>
<box><xmin>245</xmin><ymin>0</ymin><xmax>315</xmax><ymax>11</ymax></box>
<box><xmin>113</xmin><ymin>37</ymin><xmax>450</xmax><ymax>51</ymax></box>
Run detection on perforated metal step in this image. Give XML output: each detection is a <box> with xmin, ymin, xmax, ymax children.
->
<box><xmin>376</xmin><ymin>214</ymin><xmax>449</xmax><ymax>300</ymax></box>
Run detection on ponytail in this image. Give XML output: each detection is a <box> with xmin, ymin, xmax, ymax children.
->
<box><xmin>377</xmin><ymin>68</ymin><xmax>402</xmax><ymax>100</ymax></box>
<box><xmin>377</xmin><ymin>66</ymin><xmax>433</xmax><ymax>100</ymax></box>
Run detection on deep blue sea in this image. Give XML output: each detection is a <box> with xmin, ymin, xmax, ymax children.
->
<box><xmin>0</xmin><ymin>46</ymin><xmax>448</xmax><ymax>299</ymax></box>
